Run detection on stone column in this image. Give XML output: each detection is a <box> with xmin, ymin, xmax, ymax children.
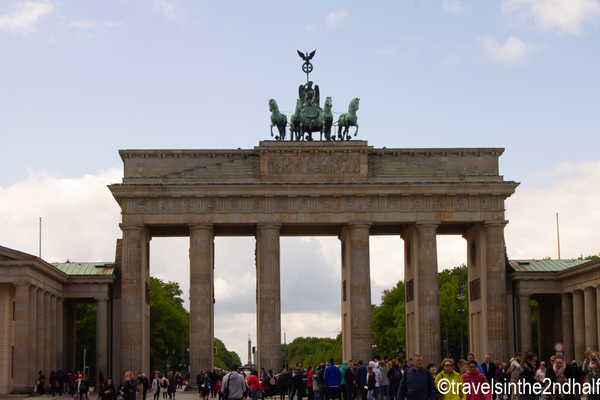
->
<box><xmin>415</xmin><ymin>222</ymin><xmax>440</xmax><ymax>365</ymax></box>
<box><xmin>189</xmin><ymin>224</ymin><xmax>214</xmax><ymax>377</ymax></box>
<box><xmin>485</xmin><ymin>222</ymin><xmax>509</xmax><ymax>362</ymax></box>
<box><xmin>12</xmin><ymin>282</ymin><xmax>31</xmax><ymax>393</ymax></box>
<box><xmin>256</xmin><ymin>223</ymin><xmax>282</xmax><ymax>372</ymax></box>
<box><xmin>120</xmin><ymin>224</ymin><xmax>150</xmax><ymax>376</ymax></box>
<box><xmin>29</xmin><ymin>286</ymin><xmax>38</xmax><ymax>387</ymax></box>
<box><xmin>341</xmin><ymin>223</ymin><xmax>372</xmax><ymax>363</ymax></box>
<box><xmin>96</xmin><ymin>297</ymin><xmax>109</xmax><ymax>382</ymax></box>
<box><xmin>583</xmin><ymin>287</ymin><xmax>598</xmax><ymax>351</ymax></box>
<box><xmin>561</xmin><ymin>293</ymin><xmax>574</xmax><ymax>362</ymax></box>
<box><xmin>44</xmin><ymin>291</ymin><xmax>51</xmax><ymax>377</ymax></box>
<box><xmin>519</xmin><ymin>295</ymin><xmax>532</xmax><ymax>352</ymax></box>
<box><xmin>57</xmin><ymin>298</ymin><xmax>64</xmax><ymax>371</ymax></box>
<box><xmin>573</xmin><ymin>290</ymin><xmax>586</xmax><ymax>359</ymax></box>
<box><xmin>37</xmin><ymin>289</ymin><xmax>45</xmax><ymax>378</ymax></box>
<box><xmin>597</xmin><ymin>286</ymin><xmax>600</xmax><ymax>351</ymax></box>
<box><xmin>50</xmin><ymin>295</ymin><xmax>57</xmax><ymax>371</ymax></box>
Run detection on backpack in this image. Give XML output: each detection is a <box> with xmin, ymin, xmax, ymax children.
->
<box><xmin>393</xmin><ymin>368</ymin><xmax>401</xmax><ymax>381</ymax></box>
<box><xmin>162</xmin><ymin>379</ymin><xmax>168</xmax><ymax>389</ymax></box>
<box><xmin>79</xmin><ymin>381</ymin><xmax>87</xmax><ymax>393</ymax></box>
<box><xmin>316</xmin><ymin>370</ymin><xmax>324</xmax><ymax>385</ymax></box>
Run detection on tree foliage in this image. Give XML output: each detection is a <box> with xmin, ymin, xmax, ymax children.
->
<box><xmin>149</xmin><ymin>277</ymin><xmax>190</xmax><ymax>373</ymax></box>
<box><xmin>214</xmin><ymin>338</ymin><xmax>242</xmax><ymax>370</ymax></box>
<box><xmin>281</xmin><ymin>333</ymin><xmax>343</xmax><ymax>370</ymax></box>
<box><xmin>76</xmin><ymin>304</ymin><xmax>97</xmax><ymax>383</ymax></box>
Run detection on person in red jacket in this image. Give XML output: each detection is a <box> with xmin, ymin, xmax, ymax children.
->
<box><xmin>462</xmin><ymin>361</ymin><xmax>491</xmax><ymax>400</ymax></box>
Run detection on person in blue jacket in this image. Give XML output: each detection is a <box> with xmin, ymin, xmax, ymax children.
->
<box><xmin>356</xmin><ymin>361</ymin><xmax>368</xmax><ymax>400</ymax></box>
<box><xmin>325</xmin><ymin>358</ymin><xmax>342</xmax><ymax>400</ymax></box>
<box><xmin>397</xmin><ymin>355</ymin><xmax>436</xmax><ymax>400</ymax></box>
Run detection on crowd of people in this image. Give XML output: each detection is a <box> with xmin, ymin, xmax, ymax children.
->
<box><xmin>33</xmin><ymin>348</ymin><xmax>600</xmax><ymax>400</ymax></box>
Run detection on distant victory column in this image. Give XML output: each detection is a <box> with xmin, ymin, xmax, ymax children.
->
<box><xmin>247</xmin><ymin>333</ymin><xmax>252</xmax><ymax>365</ymax></box>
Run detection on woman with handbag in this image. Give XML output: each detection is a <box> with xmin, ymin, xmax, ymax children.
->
<box><xmin>101</xmin><ymin>378</ymin><xmax>117</xmax><ymax>400</ymax></box>
<box><xmin>545</xmin><ymin>355</ymin><xmax>576</xmax><ymax>400</ymax></box>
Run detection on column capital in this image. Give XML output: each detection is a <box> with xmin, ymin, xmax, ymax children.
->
<box><xmin>119</xmin><ymin>223</ymin><xmax>145</xmax><ymax>231</ymax></box>
<box><xmin>189</xmin><ymin>223</ymin><xmax>214</xmax><ymax>231</ymax></box>
<box><xmin>519</xmin><ymin>294</ymin><xmax>531</xmax><ymax>299</ymax></box>
<box><xmin>484</xmin><ymin>220</ymin><xmax>508</xmax><ymax>228</ymax></box>
<box><xmin>584</xmin><ymin>286</ymin><xmax>595</xmax><ymax>293</ymax></box>
<box><xmin>347</xmin><ymin>221</ymin><xmax>372</xmax><ymax>229</ymax></box>
<box><xmin>562</xmin><ymin>291</ymin><xmax>573</xmax><ymax>297</ymax></box>
<box><xmin>13</xmin><ymin>281</ymin><xmax>31</xmax><ymax>288</ymax></box>
<box><xmin>95</xmin><ymin>296</ymin><xmax>110</xmax><ymax>302</ymax></box>
<box><xmin>415</xmin><ymin>221</ymin><xmax>440</xmax><ymax>229</ymax></box>
<box><xmin>256</xmin><ymin>222</ymin><xmax>282</xmax><ymax>230</ymax></box>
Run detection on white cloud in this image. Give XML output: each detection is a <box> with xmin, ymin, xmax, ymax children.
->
<box><xmin>375</xmin><ymin>39</ymin><xmax>419</xmax><ymax>64</ymax></box>
<box><xmin>152</xmin><ymin>0</ymin><xmax>181</xmax><ymax>20</ymax></box>
<box><xmin>479</xmin><ymin>34</ymin><xmax>536</xmax><ymax>63</ymax></box>
<box><xmin>67</xmin><ymin>20</ymin><xmax>124</xmax><ymax>29</ymax></box>
<box><xmin>505</xmin><ymin>160</ymin><xmax>600</xmax><ymax>260</ymax></box>
<box><xmin>443</xmin><ymin>0</ymin><xmax>467</xmax><ymax>15</ymax></box>
<box><xmin>301</xmin><ymin>24</ymin><xmax>316</xmax><ymax>32</ymax></box>
<box><xmin>501</xmin><ymin>0</ymin><xmax>600</xmax><ymax>36</ymax></box>
<box><xmin>325</xmin><ymin>9</ymin><xmax>348</xmax><ymax>29</ymax></box>
<box><xmin>0</xmin><ymin>1</ymin><xmax>54</xmax><ymax>35</ymax></box>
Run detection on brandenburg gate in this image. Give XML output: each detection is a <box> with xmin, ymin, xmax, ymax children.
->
<box><xmin>108</xmin><ymin>140</ymin><xmax>518</xmax><ymax>377</ymax></box>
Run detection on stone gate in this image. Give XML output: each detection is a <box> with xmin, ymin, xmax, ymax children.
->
<box><xmin>108</xmin><ymin>140</ymin><xmax>518</xmax><ymax>378</ymax></box>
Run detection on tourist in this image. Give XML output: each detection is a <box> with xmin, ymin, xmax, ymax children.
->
<box><xmin>216</xmin><ymin>376</ymin><xmax>223</xmax><ymax>400</ymax></box>
<box><xmin>161</xmin><ymin>373</ymin><xmax>169</xmax><ymax>399</ymax></box>
<box><xmin>277</xmin><ymin>370</ymin><xmax>287</xmax><ymax>400</ymax></box>
<box><xmin>379</xmin><ymin>361</ymin><xmax>390</xmax><ymax>400</ymax></box>
<box><xmin>461</xmin><ymin>361</ymin><xmax>489</xmax><ymax>400</ymax></box>
<box><xmin>434</xmin><ymin>359</ymin><xmax>463</xmax><ymax>400</ymax></box>
<box><xmin>357</xmin><ymin>361</ymin><xmax>368</xmax><ymax>400</ymax></box>
<box><xmin>78</xmin><ymin>373</ymin><xmax>90</xmax><ymax>400</ymax></box>
<box><xmin>222</xmin><ymin>364</ymin><xmax>247</xmax><ymax>400</ymax></box>
<box><xmin>37</xmin><ymin>371</ymin><xmax>47</xmax><ymax>396</ymax></box>
<box><xmin>545</xmin><ymin>355</ymin><xmax>576</xmax><ymax>400</ymax></box>
<box><xmin>340</xmin><ymin>362</ymin><xmax>348</xmax><ymax>400</ymax></box>
<box><xmin>169</xmin><ymin>372</ymin><xmax>177</xmax><ymax>399</ymax></box>
<box><xmin>99</xmin><ymin>370</ymin><xmax>106</xmax><ymax>391</ymax></box>
<box><xmin>121</xmin><ymin>371</ymin><xmax>136</xmax><ymax>400</ymax></box>
<box><xmin>325</xmin><ymin>358</ymin><xmax>342</xmax><ymax>400</ymax></box>
<box><xmin>481</xmin><ymin>356</ymin><xmax>497</xmax><ymax>390</ymax></box>
<box><xmin>200</xmin><ymin>373</ymin><xmax>211</xmax><ymax>400</ymax></box>
<box><xmin>457</xmin><ymin>361</ymin><xmax>468</xmax><ymax>376</ymax></box>
<box><xmin>367</xmin><ymin>366</ymin><xmax>376</xmax><ymax>400</ymax></box>
<box><xmin>307</xmin><ymin>365</ymin><xmax>315</xmax><ymax>400</ymax></box>
<box><xmin>345</xmin><ymin>361</ymin><xmax>357</xmax><ymax>400</ymax></box>
<box><xmin>583</xmin><ymin>349</ymin><xmax>600</xmax><ymax>400</ymax></box>
<box><xmin>518</xmin><ymin>353</ymin><xmax>537</xmax><ymax>400</ymax></box>
<box><xmin>397</xmin><ymin>354</ymin><xmax>437</xmax><ymax>400</ymax></box>
<box><xmin>247</xmin><ymin>370</ymin><xmax>263</xmax><ymax>400</ymax></box>
<box><xmin>425</xmin><ymin>364</ymin><xmax>437</xmax><ymax>377</ymax></box>
<box><xmin>467</xmin><ymin>354</ymin><xmax>484</xmax><ymax>375</ymax></box>
<box><xmin>49</xmin><ymin>371</ymin><xmax>57</xmax><ymax>397</ymax></box>
<box><xmin>137</xmin><ymin>376</ymin><xmax>145</xmax><ymax>400</ymax></box>
<box><xmin>142</xmin><ymin>374</ymin><xmax>149</xmax><ymax>399</ymax></box>
<box><xmin>388</xmin><ymin>361</ymin><xmax>402</xmax><ymax>400</ymax></box>
<box><xmin>101</xmin><ymin>377</ymin><xmax>117</xmax><ymax>400</ymax></box>
<box><xmin>152</xmin><ymin>373</ymin><xmax>161</xmax><ymax>400</ymax></box>
<box><xmin>508</xmin><ymin>353</ymin><xmax>522</xmax><ymax>400</ymax></box>
<box><xmin>291</xmin><ymin>363</ymin><xmax>304</xmax><ymax>400</ymax></box>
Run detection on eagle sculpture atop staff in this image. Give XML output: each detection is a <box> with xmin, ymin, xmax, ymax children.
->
<box><xmin>298</xmin><ymin>49</ymin><xmax>316</xmax><ymax>81</ymax></box>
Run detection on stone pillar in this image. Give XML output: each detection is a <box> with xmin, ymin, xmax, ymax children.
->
<box><xmin>573</xmin><ymin>290</ymin><xmax>586</xmax><ymax>359</ymax></box>
<box><xmin>29</xmin><ymin>286</ymin><xmax>38</xmax><ymax>388</ymax></box>
<box><xmin>189</xmin><ymin>224</ymin><xmax>214</xmax><ymax>377</ymax></box>
<box><xmin>256</xmin><ymin>224</ymin><xmax>282</xmax><ymax>372</ymax></box>
<box><xmin>64</xmin><ymin>301</ymin><xmax>77</xmax><ymax>372</ymax></box>
<box><xmin>583</xmin><ymin>287</ymin><xmax>598</xmax><ymax>351</ymax></box>
<box><xmin>44</xmin><ymin>291</ymin><xmax>51</xmax><ymax>377</ymax></box>
<box><xmin>341</xmin><ymin>223</ymin><xmax>372</xmax><ymax>363</ymax></box>
<box><xmin>561</xmin><ymin>293</ymin><xmax>574</xmax><ymax>362</ymax></box>
<box><xmin>50</xmin><ymin>295</ymin><xmax>57</xmax><ymax>371</ymax></box>
<box><xmin>96</xmin><ymin>297</ymin><xmax>109</xmax><ymax>382</ymax></box>
<box><xmin>485</xmin><ymin>222</ymin><xmax>509</xmax><ymax>362</ymax></box>
<box><xmin>12</xmin><ymin>283</ymin><xmax>30</xmax><ymax>393</ymax></box>
<box><xmin>597</xmin><ymin>286</ymin><xmax>600</xmax><ymax>351</ymax></box>
<box><xmin>519</xmin><ymin>295</ymin><xmax>532</xmax><ymax>352</ymax></box>
<box><xmin>57</xmin><ymin>298</ymin><xmax>64</xmax><ymax>371</ymax></box>
<box><xmin>416</xmin><ymin>222</ymin><xmax>440</xmax><ymax>365</ymax></box>
<box><xmin>37</xmin><ymin>289</ymin><xmax>45</xmax><ymax>378</ymax></box>
<box><xmin>120</xmin><ymin>224</ymin><xmax>150</xmax><ymax>376</ymax></box>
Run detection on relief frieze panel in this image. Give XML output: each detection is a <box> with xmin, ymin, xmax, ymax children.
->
<box><xmin>274</xmin><ymin>198</ymin><xmax>287</xmax><ymax>212</ymax></box>
<box><xmin>364</xmin><ymin>197</ymin><xmax>378</xmax><ymax>211</ymax></box>
<box><xmin>204</xmin><ymin>197</ymin><xmax>218</xmax><ymax>212</ymax></box>
<box><xmin>410</xmin><ymin>196</ymin><xmax>423</xmax><ymax>211</ymax></box>
<box><xmin>228</xmin><ymin>197</ymin><xmax>242</xmax><ymax>211</ymax></box>
<box><xmin>267</xmin><ymin>155</ymin><xmax>360</xmax><ymax>174</ymax></box>
<box><xmin>296</xmin><ymin>197</ymin><xmax>310</xmax><ymax>212</ymax></box>
<box><xmin>158</xmin><ymin>198</ymin><xmax>173</xmax><ymax>212</ymax></box>
<box><xmin>433</xmin><ymin>196</ymin><xmax>447</xmax><ymax>210</ymax></box>
<box><xmin>182</xmin><ymin>198</ymin><xmax>197</xmax><ymax>212</ymax></box>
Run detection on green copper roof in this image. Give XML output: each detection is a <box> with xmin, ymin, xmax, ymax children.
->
<box><xmin>52</xmin><ymin>262</ymin><xmax>115</xmax><ymax>276</ymax></box>
<box><xmin>509</xmin><ymin>259</ymin><xmax>591</xmax><ymax>273</ymax></box>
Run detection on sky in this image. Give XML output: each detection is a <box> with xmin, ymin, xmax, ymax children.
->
<box><xmin>1</xmin><ymin>0</ymin><xmax>599</xmax><ymax>362</ymax></box>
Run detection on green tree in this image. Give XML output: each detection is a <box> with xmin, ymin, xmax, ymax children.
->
<box><xmin>214</xmin><ymin>338</ymin><xmax>242</xmax><ymax>370</ymax></box>
<box><xmin>76</xmin><ymin>304</ymin><xmax>97</xmax><ymax>383</ymax></box>
<box><xmin>149</xmin><ymin>277</ymin><xmax>190</xmax><ymax>373</ymax></box>
<box><xmin>281</xmin><ymin>334</ymin><xmax>343</xmax><ymax>369</ymax></box>
<box><xmin>372</xmin><ymin>281</ymin><xmax>405</xmax><ymax>358</ymax></box>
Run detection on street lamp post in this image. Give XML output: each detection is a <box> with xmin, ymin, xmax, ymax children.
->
<box><xmin>457</xmin><ymin>270</ymin><xmax>466</xmax><ymax>359</ymax></box>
